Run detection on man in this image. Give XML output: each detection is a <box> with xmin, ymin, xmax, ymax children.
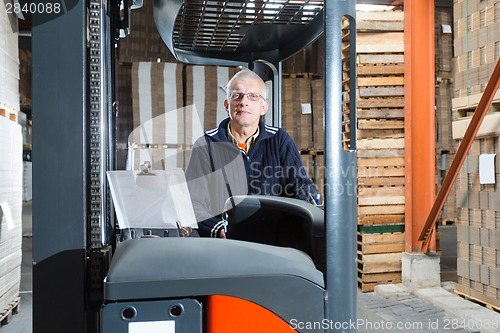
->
<box><xmin>186</xmin><ymin>70</ymin><xmax>317</xmax><ymax>238</ymax></box>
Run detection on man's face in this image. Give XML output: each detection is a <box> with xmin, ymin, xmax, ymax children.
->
<box><xmin>224</xmin><ymin>78</ymin><xmax>268</xmax><ymax>128</ymax></box>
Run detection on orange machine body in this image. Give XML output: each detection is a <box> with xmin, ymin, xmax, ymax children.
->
<box><xmin>207</xmin><ymin>295</ymin><xmax>297</xmax><ymax>333</ymax></box>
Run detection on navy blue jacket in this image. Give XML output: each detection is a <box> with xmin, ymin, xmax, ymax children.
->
<box><xmin>185</xmin><ymin>117</ymin><xmax>317</xmax><ymax>237</ymax></box>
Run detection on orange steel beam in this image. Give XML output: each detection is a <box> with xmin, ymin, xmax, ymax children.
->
<box><xmin>404</xmin><ymin>0</ymin><xmax>436</xmax><ymax>253</ymax></box>
<box><xmin>419</xmin><ymin>58</ymin><xmax>500</xmax><ymax>251</ymax></box>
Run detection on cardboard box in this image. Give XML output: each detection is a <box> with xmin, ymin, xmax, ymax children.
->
<box><xmin>467</xmin><ymin>0</ymin><xmax>479</xmax><ymax>14</ymax></box>
<box><xmin>486</xmin><ymin>210</ymin><xmax>496</xmax><ymax>229</ymax></box>
<box><xmin>488</xmin><ymin>191</ymin><xmax>500</xmax><ymax>211</ymax></box>
<box><xmin>470</xmin><ymin>226</ymin><xmax>481</xmax><ymax>245</ymax></box>
<box><xmin>470</xmin><ymin>261</ymin><xmax>481</xmax><ymax>281</ymax></box>
<box><xmin>491</xmin><ymin>267</ymin><xmax>500</xmax><ymax>288</ymax></box>
<box><xmin>487</xmin><ymin>21</ymin><xmax>500</xmax><ymax>44</ymax></box>
<box><xmin>481</xmin><ymin>228</ymin><xmax>490</xmax><ymax>247</ymax></box>
<box><xmin>458</xmin><ymin>224</ymin><xmax>470</xmax><ymax>243</ymax></box>
<box><xmin>454</xmin><ymin>0</ymin><xmax>464</xmax><ymax>20</ymax></box>
<box><xmin>457</xmin><ymin>258</ymin><xmax>469</xmax><ymax>277</ymax></box>
<box><xmin>490</xmin><ymin>229</ymin><xmax>500</xmax><ymax>249</ymax></box>
<box><xmin>481</xmin><ymin>264</ymin><xmax>490</xmax><ymax>284</ymax></box>
<box><xmin>480</xmin><ymin>192</ymin><xmax>490</xmax><ymax>210</ymax></box>
<box><xmin>467</xmin><ymin>191</ymin><xmax>481</xmax><ymax>209</ymax></box>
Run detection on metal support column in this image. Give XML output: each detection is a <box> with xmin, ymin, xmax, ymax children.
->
<box><xmin>324</xmin><ymin>0</ymin><xmax>357</xmax><ymax>331</ymax></box>
<box><xmin>404</xmin><ymin>0</ymin><xmax>436</xmax><ymax>253</ymax></box>
<box><xmin>32</xmin><ymin>3</ymin><xmax>87</xmax><ymax>332</ymax></box>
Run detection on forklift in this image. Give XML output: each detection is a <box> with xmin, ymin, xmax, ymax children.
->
<box><xmin>32</xmin><ymin>0</ymin><xmax>357</xmax><ymax>332</ymax></box>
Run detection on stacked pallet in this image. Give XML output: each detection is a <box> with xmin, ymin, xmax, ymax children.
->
<box><xmin>452</xmin><ymin>0</ymin><xmax>500</xmax><ymax>119</ymax></box>
<box><xmin>0</xmin><ymin>116</ymin><xmax>22</xmax><ymax>322</ymax></box>
<box><xmin>452</xmin><ymin>0</ymin><xmax>500</xmax><ymax>308</ymax></box>
<box><xmin>453</xmin><ymin>133</ymin><xmax>500</xmax><ymax>310</ymax></box>
<box><xmin>0</xmin><ymin>4</ymin><xmax>22</xmax><ymax>320</ymax></box>
<box><xmin>351</xmin><ymin>11</ymin><xmax>406</xmax><ymax>292</ymax></box>
<box><xmin>0</xmin><ymin>1</ymin><xmax>19</xmax><ymax>114</ymax></box>
<box><xmin>357</xmin><ymin>229</ymin><xmax>405</xmax><ymax>292</ymax></box>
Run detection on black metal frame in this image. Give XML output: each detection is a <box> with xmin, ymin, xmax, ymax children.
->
<box><xmin>32</xmin><ymin>2</ymin><xmax>88</xmax><ymax>332</ymax></box>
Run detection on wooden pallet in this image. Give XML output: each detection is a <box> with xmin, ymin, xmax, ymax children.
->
<box><xmin>358</xmin><ymin>271</ymin><xmax>402</xmax><ymax>292</ymax></box>
<box><xmin>358</xmin><ymin>252</ymin><xmax>402</xmax><ymax>274</ymax></box>
<box><xmin>0</xmin><ymin>107</ymin><xmax>18</xmax><ymax>123</ymax></box>
<box><xmin>440</xmin><ymin>219</ymin><xmax>457</xmax><ymax>226</ymax></box>
<box><xmin>358</xmin><ymin>279</ymin><xmax>401</xmax><ymax>293</ymax></box>
<box><xmin>454</xmin><ymin>287</ymin><xmax>500</xmax><ymax>314</ymax></box>
<box><xmin>452</xmin><ymin>90</ymin><xmax>500</xmax><ymax>112</ymax></box>
<box><xmin>357</xmin><ymin>232</ymin><xmax>405</xmax><ymax>254</ymax></box>
<box><xmin>0</xmin><ymin>297</ymin><xmax>20</xmax><ymax>327</ymax></box>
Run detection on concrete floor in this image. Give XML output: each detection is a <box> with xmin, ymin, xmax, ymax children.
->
<box><xmin>2</xmin><ymin>203</ymin><xmax>461</xmax><ymax>333</ymax></box>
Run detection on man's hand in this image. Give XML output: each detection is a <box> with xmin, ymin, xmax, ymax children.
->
<box><xmin>219</xmin><ymin>229</ymin><xmax>227</xmax><ymax>239</ymax></box>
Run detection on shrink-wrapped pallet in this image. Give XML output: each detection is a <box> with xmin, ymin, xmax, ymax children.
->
<box><xmin>0</xmin><ymin>116</ymin><xmax>22</xmax><ymax>314</ymax></box>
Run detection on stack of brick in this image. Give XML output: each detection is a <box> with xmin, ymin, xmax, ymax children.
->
<box><xmin>452</xmin><ymin>0</ymin><xmax>500</xmax><ymax>118</ymax></box>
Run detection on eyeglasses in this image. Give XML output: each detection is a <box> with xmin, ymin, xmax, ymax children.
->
<box><xmin>229</xmin><ymin>92</ymin><xmax>265</xmax><ymax>102</ymax></box>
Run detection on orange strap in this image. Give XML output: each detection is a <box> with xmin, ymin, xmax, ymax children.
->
<box><xmin>237</xmin><ymin>142</ymin><xmax>247</xmax><ymax>151</ymax></box>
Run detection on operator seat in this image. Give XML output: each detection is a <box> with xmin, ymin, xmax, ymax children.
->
<box><xmin>225</xmin><ymin>195</ymin><xmax>326</xmax><ymax>272</ymax></box>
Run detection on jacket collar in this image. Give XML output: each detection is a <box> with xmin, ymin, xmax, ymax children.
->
<box><xmin>205</xmin><ymin>117</ymin><xmax>279</xmax><ymax>143</ymax></box>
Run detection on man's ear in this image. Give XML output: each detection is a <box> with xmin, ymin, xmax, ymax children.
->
<box><xmin>224</xmin><ymin>99</ymin><xmax>230</xmax><ymax>114</ymax></box>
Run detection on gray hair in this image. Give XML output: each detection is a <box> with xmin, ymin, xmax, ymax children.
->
<box><xmin>225</xmin><ymin>70</ymin><xmax>267</xmax><ymax>100</ymax></box>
